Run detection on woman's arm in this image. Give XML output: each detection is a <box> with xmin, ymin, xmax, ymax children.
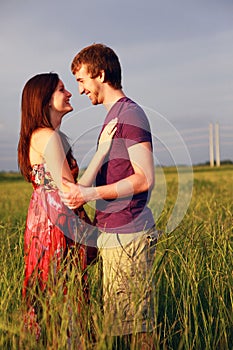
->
<box><xmin>31</xmin><ymin>128</ymin><xmax>74</xmax><ymax>192</ymax></box>
<box><xmin>78</xmin><ymin>118</ymin><xmax>117</xmax><ymax>186</ymax></box>
<box><xmin>31</xmin><ymin>118</ymin><xmax>117</xmax><ymax>192</ymax></box>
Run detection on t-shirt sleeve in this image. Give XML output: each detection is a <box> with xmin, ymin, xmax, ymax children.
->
<box><xmin>120</xmin><ymin>105</ymin><xmax>152</xmax><ymax>148</ymax></box>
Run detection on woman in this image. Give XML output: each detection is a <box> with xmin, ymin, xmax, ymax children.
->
<box><xmin>18</xmin><ymin>72</ymin><xmax>117</xmax><ymax>339</ymax></box>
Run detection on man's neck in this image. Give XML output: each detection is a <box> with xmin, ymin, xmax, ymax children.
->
<box><xmin>103</xmin><ymin>89</ymin><xmax>126</xmax><ymax>111</ymax></box>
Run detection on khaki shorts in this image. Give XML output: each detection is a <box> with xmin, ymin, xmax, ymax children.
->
<box><xmin>98</xmin><ymin>227</ymin><xmax>160</xmax><ymax>336</ymax></box>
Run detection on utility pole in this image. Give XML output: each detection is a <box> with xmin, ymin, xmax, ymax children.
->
<box><xmin>209</xmin><ymin>123</ymin><xmax>214</xmax><ymax>167</ymax></box>
<box><xmin>215</xmin><ymin>122</ymin><xmax>220</xmax><ymax>167</ymax></box>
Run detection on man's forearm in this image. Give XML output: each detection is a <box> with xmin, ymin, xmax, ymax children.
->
<box><xmin>82</xmin><ymin>173</ymin><xmax>152</xmax><ymax>203</ymax></box>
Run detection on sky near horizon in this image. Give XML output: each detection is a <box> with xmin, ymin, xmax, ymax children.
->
<box><xmin>0</xmin><ymin>0</ymin><xmax>233</xmax><ymax>171</ymax></box>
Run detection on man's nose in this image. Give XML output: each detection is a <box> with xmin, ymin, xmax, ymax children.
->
<box><xmin>79</xmin><ymin>84</ymin><xmax>84</xmax><ymax>95</ymax></box>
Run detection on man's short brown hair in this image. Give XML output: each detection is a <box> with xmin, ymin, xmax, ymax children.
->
<box><xmin>71</xmin><ymin>43</ymin><xmax>122</xmax><ymax>90</ymax></box>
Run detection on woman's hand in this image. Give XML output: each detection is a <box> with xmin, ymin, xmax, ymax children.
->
<box><xmin>97</xmin><ymin>118</ymin><xmax>118</xmax><ymax>155</ymax></box>
<box><xmin>60</xmin><ymin>180</ymin><xmax>86</xmax><ymax>209</ymax></box>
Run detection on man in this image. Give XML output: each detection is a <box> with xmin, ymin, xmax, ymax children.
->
<box><xmin>62</xmin><ymin>43</ymin><xmax>158</xmax><ymax>349</ymax></box>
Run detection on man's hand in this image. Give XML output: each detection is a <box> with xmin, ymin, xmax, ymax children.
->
<box><xmin>59</xmin><ymin>180</ymin><xmax>86</xmax><ymax>209</ymax></box>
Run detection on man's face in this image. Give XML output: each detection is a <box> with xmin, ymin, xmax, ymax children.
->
<box><xmin>74</xmin><ymin>64</ymin><xmax>103</xmax><ymax>105</ymax></box>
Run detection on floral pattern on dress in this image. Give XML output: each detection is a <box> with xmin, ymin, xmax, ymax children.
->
<box><xmin>22</xmin><ymin>161</ymin><xmax>88</xmax><ymax>300</ymax></box>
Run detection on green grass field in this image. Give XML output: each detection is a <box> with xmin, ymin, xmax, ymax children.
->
<box><xmin>0</xmin><ymin>166</ymin><xmax>232</xmax><ymax>349</ymax></box>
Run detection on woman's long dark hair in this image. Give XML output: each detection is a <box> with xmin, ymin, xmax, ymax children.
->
<box><xmin>18</xmin><ymin>73</ymin><xmax>73</xmax><ymax>182</ymax></box>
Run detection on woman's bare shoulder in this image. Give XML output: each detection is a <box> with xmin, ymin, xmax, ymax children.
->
<box><xmin>31</xmin><ymin>128</ymin><xmax>59</xmax><ymax>153</ymax></box>
<box><xmin>32</xmin><ymin>127</ymin><xmax>55</xmax><ymax>138</ymax></box>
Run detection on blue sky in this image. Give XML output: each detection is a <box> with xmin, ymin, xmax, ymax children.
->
<box><xmin>0</xmin><ymin>0</ymin><xmax>233</xmax><ymax>170</ymax></box>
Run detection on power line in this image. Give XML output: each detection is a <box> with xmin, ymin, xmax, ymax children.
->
<box><xmin>154</xmin><ymin>122</ymin><xmax>233</xmax><ymax>166</ymax></box>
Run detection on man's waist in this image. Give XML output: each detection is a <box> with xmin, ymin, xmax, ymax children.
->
<box><xmin>95</xmin><ymin>206</ymin><xmax>155</xmax><ymax>234</ymax></box>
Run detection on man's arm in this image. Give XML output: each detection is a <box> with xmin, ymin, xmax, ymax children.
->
<box><xmin>61</xmin><ymin>141</ymin><xmax>154</xmax><ymax>209</ymax></box>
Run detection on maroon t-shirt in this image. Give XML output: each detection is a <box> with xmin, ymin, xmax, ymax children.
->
<box><xmin>95</xmin><ymin>97</ymin><xmax>155</xmax><ymax>233</ymax></box>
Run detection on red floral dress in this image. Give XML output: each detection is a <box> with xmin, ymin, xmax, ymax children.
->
<box><xmin>22</xmin><ymin>160</ymin><xmax>89</xmax><ymax>300</ymax></box>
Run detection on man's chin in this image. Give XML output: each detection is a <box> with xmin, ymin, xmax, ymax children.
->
<box><xmin>91</xmin><ymin>100</ymin><xmax>98</xmax><ymax>106</ymax></box>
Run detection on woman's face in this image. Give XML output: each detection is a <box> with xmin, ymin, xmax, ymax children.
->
<box><xmin>49</xmin><ymin>79</ymin><xmax>73</xmax><ymax>128</ymax></box>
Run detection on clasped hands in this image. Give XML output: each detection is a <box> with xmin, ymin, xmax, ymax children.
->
<box><xmin>60</xmin><ymin>180</ymin><xmax>86</xmax><ymax>209</ymax></box>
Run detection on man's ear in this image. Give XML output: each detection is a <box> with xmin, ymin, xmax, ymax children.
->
<box><xmin>99</xmin><ymin>70</ymin><xmax>105</xmax><ymax>82</ymax></box>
